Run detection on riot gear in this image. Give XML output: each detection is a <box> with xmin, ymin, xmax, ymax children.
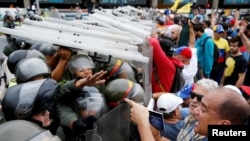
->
<box><xmin>104</xmin><ymin>78</ymin><xmax>145</xmax><ymax>108</ymax></box>
<box><xmin>7</xmin><ymin>49</ymin><xmax>46</xmax><ymax>74</ymax></box>
<box><xmin>5</xmin><ymin>13</ymin><xmax>15</xmax><ymax>29</ymax></box>
<box><xmin>0</xmin><ymin>120</ymin><xmax>61</xmax><ymax>141</ymax></box>
<box><xmin>67</xmin><ymin>54</ymin><xmax>95</xmax><ymax>75</ymax></box>
<box><xmin>74</xmin><ymin>93</ymin><xmax>108</xmax><ymax>119</ymax></box>
<box><xmin>15</xmin><ymin>58</ymin><xmax>51</xmax><ymax>83</ymax></box>
<box><xmin>30</xmin><ymin>42</ymin><xmax>57</xmax><ymax>56</ymax></box>
<box><xmin>95</xmin><ymin>57</ymin><xmax>136</xmax><ymax>82</ymax></box>
<box><xmin>14</xmin><ymin>38</ymin><xmax>29</xmax><ymax>49</ymax></box>
<box><xmin>15</xmin><ymin>14</ymin><xmax>24</xmax><ymax>22</ymax></box>
<box><xmin>2</xmin><ymin>78</ymin><xmax>58</xmax><ymax>121</ymax></box>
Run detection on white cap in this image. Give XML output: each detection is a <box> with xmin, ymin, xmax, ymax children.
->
<box><xmin>160</xmin><ymin>10</ymin><xmax>164</xmax><ymax>13</ymax></box>
<box><xmin>157</xmin><ymin>93</ymin><xmax>183</xmax><ymax>114</ymax></box>
<box><xmin>223</xmin><ymin>85</ymin><xmax>242</xmax><ymax>96</ymax></box>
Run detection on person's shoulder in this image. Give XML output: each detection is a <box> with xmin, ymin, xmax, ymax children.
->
<box><xmin>238</xmin><ymin>55</ymin><xmax>248</xmax><ymax>62</ymax></box>
<box><xmin>220</xmin><ymin>38</ymin><xmax>229</xmax><ymax>43</ymax></box>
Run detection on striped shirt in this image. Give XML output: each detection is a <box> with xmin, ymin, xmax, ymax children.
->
<box><xmin>177</xmin><ymin>115</ymin><xmax>207</xmax><ymax>141</ymax></box>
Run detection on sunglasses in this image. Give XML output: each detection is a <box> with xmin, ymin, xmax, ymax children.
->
<box><xmin>190</xmin><ymin>92</ymin><xmax>204</xmax><ymax>102</ymax></box>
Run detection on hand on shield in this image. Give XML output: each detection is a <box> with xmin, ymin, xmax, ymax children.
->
<box><xmin>124</xmin><ymin>98</ymin><xmax>149</xmax><ymax>126</ymax></box>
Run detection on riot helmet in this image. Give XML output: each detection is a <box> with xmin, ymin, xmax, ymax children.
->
<box><xmin>2</xmin><ymin>78</ymin><xmax>59</xmax><ymax>121</ymax></box>
<box><xmin>95</xmin><ymin>56</ymin><xmax>136</xmax><ymax>82</ymax></box>
<box><xmin>67</xmin><ymin>54</ymin><xmax>95</xmax><ymax>75</ymax></box>
<box><xmin>0</xmin><ymin>120</ymin><xmax>61</xmax><ymax>141</ymax></box>
<box><xmin>95</xmin><ymin>57</ymin><xmax>123</xmax><ymax>80</ymax></box>
<box><xmin>14</xmin><ymin>38</ymin><xmax>30</xmax><ymax>49</ymax></box>
<box><xmin>104</xmin><ymin>78</ymin><xmax>145</xmax><ymax>108</ymax></box>
<box><xmin>30</xmin><ymin>42</ymin><xmax>57</xmax><ymax>56</ymax></box>
<box><xmin>74</xmin><ymin>94</ymin><xmax>108</xmax><ymax>119</ymax></box>
<box><xmin>5</xmin><ymin>12</ymin><xmax>14</xmax><ymax>21</ymax></box>
<box><xmin>7</xmin><ymin>49</ymin><xmax>46</xmax><ymax>74</ymax></box>
<box><xmin>15</xmin><ymin>14</ymin><xmax>24</xmax><ymax>22</ymax></box>
<box><xmin>83</xmin><ymin>86</ymin><xmax>100</xmax><ymax>94</ymax></box>
<box><xmin>28</xmin><ymin>10</ymin><xmax>35</xmax><ymax>17</ymax></box>
<box><xmin>15</xmin><ymin>58</ymin><xmax>51</xmax><ymax>83</ymax></box>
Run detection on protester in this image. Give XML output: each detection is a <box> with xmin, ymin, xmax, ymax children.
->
<box><xmin>220</xmin><ymin>36</ymin><xmax>247</xmax><ymax>88</ymax></box>
<box><xmin>125</xmin><ymin>98</ymin><xmax>157</xmax><ymax>141</ymax></box>
<box><xmin>157</xmin><ymin>93</ymin><xmax>184</xmax><ymax>141</ymax></box>
<box><xmin>192</xmin><ymin>8</ymin><xmax>203</xmax><ymax>24</ymax></box>
<box><xmin>203</xmin><ymin>20</ymin><xmax>213</xmax><ymax>38</ymax></box>
<box><xmin>193</xmin><ymin>23</ymin><xmax>214</xmax><ymax>79</ymax></box>
<box><xmin>211</xmin><ymin>24</ymin><xmax>230</xmax><ymax>84</ymax></box>
<box><xmin>177</xmin><ymin>78</ymin><xmax>218</xmax><ymax>141</ymax></box>
<box><xmin>148</xmin><ymin>33</ymin><xmax>183</xmax><ymax>94</ymax></box>
<box><xmin>176</xmin><ymin>83</ymin><xmax>195</xmax><ymax>108</ymax></box>
<box><xmin>176</xmin><ymin>20</ymin><xmax>197</xmax><ymax>85</ymax></box>
<box><xmin>194</xmin><ymin>87</ymin><xmax>250</xmax><ymax>136</ymax></box>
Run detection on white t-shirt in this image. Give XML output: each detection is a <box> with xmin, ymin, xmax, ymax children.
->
<box><xmin>182</xmin><ymin>48</ymin><xmax>198</xmax><ymax>85</ymax></box>
<box><xmin>204</xmin><ymin>28</ymin><xmax>214</xmax><ymax>38</ymax></box>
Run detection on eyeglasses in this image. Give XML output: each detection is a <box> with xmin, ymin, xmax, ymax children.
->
<box><xmin>190</xmin><ymin>92</ymin><xmax>203</xmax><ymax>102</ymax></box>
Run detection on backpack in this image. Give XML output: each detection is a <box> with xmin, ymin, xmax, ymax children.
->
<box><xmin>170</xmin><ymin>64</ymin><xmax>185</xmax><ymax>93</ymax></box>
<box><xmin>155</xmin><ymin>63</ymin><xmax>184</xmax><ymax>93</ymax></box>
<box><xmin>202</xmin><ymin>37</ymin><xmax>220</xmax><ymax>70</ymax></box>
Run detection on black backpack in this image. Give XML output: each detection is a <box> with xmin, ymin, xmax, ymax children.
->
<box><xmin>170</xmin><ymin>64</ymin><xmax>185</xmax><ymax>93</ymax></box>
<box><xmin>202</xmin><ymin>37</ymin><xmax>220</xmax><ymax>70</ymax></box>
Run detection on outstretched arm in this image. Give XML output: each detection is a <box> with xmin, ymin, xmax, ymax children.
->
<box><xmin>125</xmin><ymin>98</ymin><xmax>156</xmax><ymax>141</ymax></box>
<box><xmin>188</xmin><ymin>20</ymin><xmax>195</xmax><ymax>48</ymax></box>
<box><xmin>238</xmin><ymin>23</ymin><xmax>250</xmax><ymax>52</ymax></box>
<box><xmin>74</xmin><ymin>70</ymin><xmax>107</xmax><ymax>89</ymax></box>
<box><xmin>51</xmin><ymin>47</ymin><xmax>72</xmax><ymax>81</ymax></box>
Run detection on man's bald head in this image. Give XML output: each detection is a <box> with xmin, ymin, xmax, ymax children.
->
<box><xmin>170</xmin><ymin>25</ymin><xmax>182</xmax><ymax>41</ymax></box>
<box><xmin>205</xmin><ymin>87</ymin><xmax>250</xmax><ymax>125</ymax></box>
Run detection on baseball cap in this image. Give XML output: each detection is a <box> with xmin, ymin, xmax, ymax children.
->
<box><xmin>213</xmin><ymin>25</ymin><xmax>224</xmax><ymax>33</ymax></box>
<box><xmin>157</xmin><ymin>93</ymin><xmax>183</xmax><ymax>114</ymax></box>
<box><xmin>174</xmin><ymin>46</ymin><xmax>192</xmax><ymax>59</ymax></box>
<box><xmin>176</xmin><ymin>84</ymin><xmax>195</xmax><ymax>99</ymax></box>
<box><xmin>226</xmin><ymin>18</ymin><xmax>236</xmax><ymax>25</ymax></box>
<box><xmin>240</xmin><ymin>85</ymin><xmax>250</xmax><ymax>96</ymax></box>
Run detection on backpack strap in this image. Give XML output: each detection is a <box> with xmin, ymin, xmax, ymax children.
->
<box><xmin>202</xmin><ymin>37</ymin><xmax>211</xmax><ymax>53</ymax></box>
<box><xmin>154</xmin><ymin>68</ymin><xmax>166</xmax><ymax>92</ymax></box>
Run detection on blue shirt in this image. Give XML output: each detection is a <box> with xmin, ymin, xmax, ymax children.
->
<box><xmin>161</xmin><ymin>120</ymin><xmax>184</xmax><ymax>141</ymax></box>
<box><xmin>195</xmin><ymin>33</ymin><xmax>214</xmax><ymax>77</ymax></box>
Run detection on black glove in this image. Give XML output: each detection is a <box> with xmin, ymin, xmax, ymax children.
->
<box><xmin>82</xmin><ymin>116</ymin><xmax>97</xmax><ymax>130</ymax></box>
<box><xmin>73</xmin><ymin>116</ymin><xmax>97</xmax><ymax>133</ymax></box>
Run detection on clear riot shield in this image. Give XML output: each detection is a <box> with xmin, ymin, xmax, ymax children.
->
<box><xmin>85</xmin><ymin>102</ymin><xmax>130</xmax><ymax>141</ymax></box>
<box><xmin>85</xmin><ymin>124</ymin><xmax>102</xmax><ymax>141</ymax></box>
<box><xmin>141</xmin><ymin>38</ymin><xmax>153</xmax><ymax>106</ymax></box>
<box><xmin>131</xmin><ymin>38</ymin><xmax>153</xmax><ymax>106</ymax></box>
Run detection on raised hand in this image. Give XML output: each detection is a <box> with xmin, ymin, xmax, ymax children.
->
<box><xmin>75</xmin><ymin>70</ymin><xmax>107</xmax><ymax>89</ymax></box>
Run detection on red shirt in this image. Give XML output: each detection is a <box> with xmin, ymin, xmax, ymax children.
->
<box><xmin>165</xmin><ymin>21</ymin><xmax>174</xmax><ymax>26</ymax></box>
<box><xmin>148</xmin><ymin>37</ymin><xmax>183</xmax><ymax>93</ymax></box>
